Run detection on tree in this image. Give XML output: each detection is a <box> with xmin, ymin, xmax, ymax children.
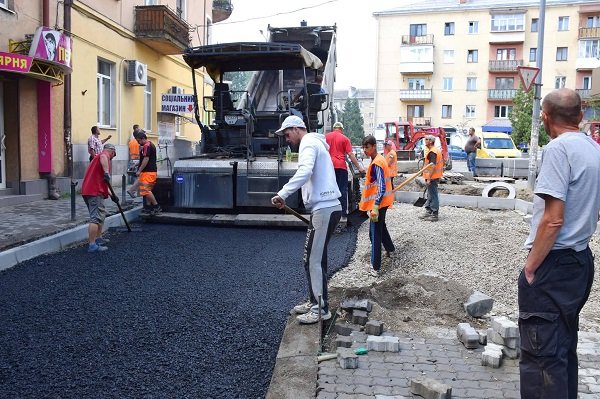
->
<box><xmin>342</xmin><ymin>98</ymin><xmax>364</xmax><ymax>145</ymax></box>
<box><xmin>224</xmin><ymin>71</ymin><xmax>253</xmax><ymax>92</ymax></box>
<box><xmin>587</xmin><ymin>94</ymin><xmax>600</xmax><ymax>121</ymax></box>
<box><xmin>509</xmin><ymin>86</ymin><xmax>549</xmax><ymax>147</ymax></box>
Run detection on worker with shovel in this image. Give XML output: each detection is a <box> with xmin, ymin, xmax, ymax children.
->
<box><xmin>419</xmin><ymin>135</ymin><xmax>443</xmax><ymax>222</ymax></box>
<box><xmin>271</xmin><ymin>115</ymin><xmax>342</xmax><ymax>324</ymax></box>
<box><xmin>81</xmin><ymin>143</ymin><xmax>119</xmax><ymax>252</ymax></box>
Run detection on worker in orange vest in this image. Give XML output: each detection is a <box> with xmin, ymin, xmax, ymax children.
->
<box><xmin>126</xmin><ymin>125</ymin><xmax>141</xmax><ymax>196</ymax></box>
<box><xmin>359</xmin><ymin>135</ymin><xmax>395</xmax><ymax>278</ymax></box>
<box><xmin>420</xmin><ymin>135</ymin><xmax>444</xmax><ymax>222</ymax></box>
<box><xmin>383</xmin><ymin>140</ymin><xmax>398</xmax><ymax>188</ymax></box>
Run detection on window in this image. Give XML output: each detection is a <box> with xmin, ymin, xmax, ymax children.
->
<box><xmin>491</xmin><ymin>13</ymin><xmax>525</xmax><ymax>32</ymax></box>
<box><xmin>579</xmin><ymin>40</ymin><xmax>600</xmax><ymax>59</ymax></box>
<box><xmin>587</xmin><ymin>16</ymin><xmax>600</xmax><ymax>28</ymax></box>
<box><xmin>144</xmin><ymin>80</ymin><xmax>153</xmax><ymax>132</ymax></box>
<box><xmin>466</xmin><ymin>77</ymin><xmax>477</xmax><ymax>91</ymax></box>
<box><xmin>556</xmin><ymin>47</ymin><xmax>568</xmax><ymax>61</ymax></box>
<box><xmin>558</xmin><ymin>16</ymin><xmax>569</xmax><ymax>31</ymax></box>
<box><xmin>409</xmin><ymin>24</ymin><xmax>427</xmax><ymax>36</ymax></box>
<box><xmin>443</xmin><ymin>77</ymin><xmax>453</xmax><ymax>91</ymax></box>
<box><xmin>495</xmin><ymin>77</ymin><xmax>514</xmax><ymax>90</ymax></box>
<box><xmin>531</xmin><ymin>18</ymin><xmax>538</xmax><ymax>32</ymax></box>
<box><xmin>465</xmin><ymin>105</ymin><xmax>476</xmax><ymax>118</ymax></box>
<box><xmin>555</xmin><ymin>76</ymin><xmax>566</xmax><ymax>89</ymax></box>
<box><xmin>144</xmin><ymin>0</ymin><xmax>158</xmax><ymax>4</ymax></box>
<box><xmin>496</xmin><ymin>48</ymin><xmax>516</xmax><ymax>60</ymax></box>
<box><xmin>583</xmin><ymin>76</ymin><xmax>592</xmax><ymax>90</ymax></box>
<box><xmin>467</xmin><ymin>50</ymin><xmax>478</xmax><ymax>63</ymax></box>
<box><xmin>97</xmin><ymin>59</ymin><xmax>114</xmax><ymax>127</ymax></box>
<box><xmin>407</xmin><ymin>105</ymin><xmax>425</xmax><ymax>118</ymax></box>
<box><xmin>468</xmin><ymin>21</ymin><xmax>479</xmax><ymax>34</ymax></box>
<box><xmin>494</xmin><ymin>105</ymin><xmax>513</xmax><ymax>118</ymax></box>
<box><xmin>408</xmin><ymin>78</ymin><xmax>425</xmax><ymax>90</ymax></box>
<box><xmin>176</xmin><ymin>0</ymin><xmax>186</xmax><ymax>19</ymax></box>
<box><xmin>0</xmin><ymin>0</ymin><xmax>9</xmax><ymax>9</ymax></box>
<box><xmin>444</xmin><ymin>22</ymin><xmax>455</xmax><ymax>36</ymax></box>
<box><xmin>529</xmin><ymin>48</ymin><xmax>537</xmax><ymax>62</ymax></box>
<box><xmin>442</xmin><ymin>105</ymin><xmax>452</xmax><ymax>119</ymax></box>
<box><xmin>443</xmin><ymin>50</ymin><xmax>455</xmax><ymax>63</ymax></box>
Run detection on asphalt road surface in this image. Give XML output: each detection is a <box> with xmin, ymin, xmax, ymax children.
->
<box><xmin>0</xmin><ymin>221</ymin><xmax>360</xmax><ymax>398</ymax></box>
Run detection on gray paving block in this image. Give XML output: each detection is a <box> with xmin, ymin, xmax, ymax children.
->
<box><xmin>340</xmin><ymin>297</ymin><xmax>373</xmax><ymax>312</ymax></box>
<box><xmin>457</xmin><ymin>323</ymin><xmax>479</xmax><ymax>349</ymax></box>
<box><xmin>365</xmin><ymin>320</ymin><xmax>384</xmax><ymax>336</ymax></box>
<box><xmin>464</xmin><ymin>291</ymin><xmax>494</xmax><ymax>318</ymax></box>
<box><xmin>337</xmin><ymin>348</ymin><xmax>359</xmax><ymax>369</ymax></box>
<box><xmin>439</xmin><ymin>194</ymin><xmax>479</xmax><ymax>208</ymax></box>
<box><xmin>335</xmin><ymin>322</ymin><xmax>361</xmax><ymax>336</ymax></box>
<box><xmin>482</xmin><ymin>345</ymin><xmax>503</xmax><ymax>368</ymax></box>
<box><xmin>478</xmin><ymin>330</ymin><xmax>488</xmax><ymax>345</ymax></box>
<box><xmin>477</xmin><ymin>197</ymin><xmax>516</xmax><ymax>210</ymax></box>
<box><xmin>336</xmin><ymin>336</ymin><xmax>353</xmax><ymax>349</ymax></box>
<box><xmin>367</xmin><ymin>335</ymin><xmax>399</xmax><ymax>352</ymax></box>
<box><xmin>410</xmin><ymin>377</ymin><xmax>452</xmax><ymax>399</ymax></box>
<box><xmin>491</xmin><ymin>316</ymin><xmax>519</xmax><ymax>338</ymax></box>
<box><xmin>352</xmin><ymin>309</ymin><xmax>369</xmax><ymax>326</ymax></box>
<box><xmin>501</xmin><ymin>345</ymin><xmax>521</xmax><ymax>359</ymax></box>
<box><xmin>515</xmin><ymin>199</ymin><xmax>533</xmax><ymax>215</ymax></box>
<box><xmin>350</xmin><ymin>331</ymin><xmax>368</xmax><ymax>343</ymax></box>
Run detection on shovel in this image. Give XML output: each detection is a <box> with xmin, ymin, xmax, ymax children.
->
<box><xmin>413</xmin><ymin>188</ymin><xmax>427</xmax><ymax>207</ymax></box>
<box><xmin>392</xmin><ymin>163</ymin><xmax>433</xmax><ymax>193</ymax></box>
<box><xmin>106</xmin><ymin>181</ymin><xmax>132</xmax><ymax>232</ymax></box>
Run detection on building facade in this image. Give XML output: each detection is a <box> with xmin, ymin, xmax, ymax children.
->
<box><xmin>0</xmin><ymin>0</ymin><xmax>232</xmax><ymax>199</ymax></box>
<box><xmin>373</xmin><ymin>0</ymin><xmax>600</xmax><ymax>133</ymax></box>
<box><xmin>333</xmin><ymin>87</ymin><xmax>375</xmax><ymax>135</ymax></box>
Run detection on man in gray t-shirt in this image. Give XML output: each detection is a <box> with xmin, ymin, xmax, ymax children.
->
<box><xmin>518</xmin><ymin>88</ymin><xmax>600</xmax><ymax>399</ymax></box>
<box><xmin>463</xmin><ymin>127</ymin><xmax>480</xmax><ymax>173</ymax></box>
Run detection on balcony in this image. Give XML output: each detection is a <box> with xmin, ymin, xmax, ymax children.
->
<box><xmin>579</xmin><ymin>27</ymin><xmax>600</xmax><ymax>39</ymax></box>
<box><xmin>577</xmin><ymin>88</ymin><xmax>591</xmax><ymax>99</ymax></box>
<box><xmin>488</xmin><ymin>89</ymin><xmax>517</xmax><ymax>100</ymax></box>
<box><xmin>406</xmin><ymin>116</ymin><xmax>431</xmax><ymax>126</ymax></box>
<box><xmin>401</xmin><ymin>34</ymin><xmax>434</xmax><ymax>45</ymax></box>
<box><xmin>399</xmin><ymin>89</ymin><xmax>432</xmax><ymax>101</ymax></box>
<box><xmin>134</xmin><ymin>5</ymin><xmax>190</xmax><ymax>55</ymax></box>
<box><xmin>488</xmin><ymin>59</ymin><xmax>523</xmax><ymax>72</ymax></box>
<box><xmin>213</xmin><ymin>0</ymin><xmax>234</xmax><ymax>23</ymax></box>
<box><xmin>489</xmin><ymin>31</ymin><xmax>525</xmax><ymax>44</ymax></box>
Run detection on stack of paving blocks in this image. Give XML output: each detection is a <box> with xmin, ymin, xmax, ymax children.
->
<box><xmin>481</xmin><ymin>316</ymin><xmax>520</xmax><ymax>368</ymax></box>
<box><xmin>332</xmin><ymin>297</ymin><xmax>399</xmax><ymax>369</ymax></box>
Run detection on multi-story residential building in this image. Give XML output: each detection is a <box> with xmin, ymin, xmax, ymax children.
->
<box><xmin>0</xmin><ymin>0</ymin><xmax>232</xmax><ymax>201</ymax></box>
<box><xmin>373</xmin><ymin>0</ymin><xmax>600</xmax><ymax>133</ymax></box>
<box><xmin>333</xmin><ymin>87</ymin><xmax>375</xmax><ymax>135</ymax></box>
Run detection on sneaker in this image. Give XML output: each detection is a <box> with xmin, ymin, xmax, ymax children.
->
<box><xmin>95</xmin><ymin>237</ymin><xmax>110</xmax><ymax>245</ymax></box>
<box><xmin>141</xmin><ymin>208</ymin><xmax>152</xmax><ymax>215</ymax></box>
<box><xmin>88</xmin><ymin>243</ymin><xmax>108</xmax><ymax>253</ymax></box>
<box><xmin>369</xmin><ymin>269</ymin><xmax>379</xmax><ymax>278</ymax></box>
<box><xmin>127</xmin><ymin>190</ymin><xmax>136</xmax><ymax>199</ymax></box>
<box><xmin>292</xmin><ymin>301</ymin><xmax>314</xmax><ymax>314</ymax></box>
<box><xmin>418</xmin><ymin>209</ymin><xmax>433</xmax><ymax>219</ymax></box>
<box><xmin>297</xmin><ymin>310</ymin><xmax>332</xmax><ymax>324</ymax></box>
<box><xmin>150</xmin><ymin>205</ymin><xmax>162</xmax><ymax>215</ymax></box>
<box><xmin>423</xmin><ymin>213</ymin><xmax>439</xmax><ymax>222</ymax></box>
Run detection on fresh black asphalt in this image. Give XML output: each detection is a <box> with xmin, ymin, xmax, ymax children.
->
<box><xmin>0</xmin><ymin>220</ymin><xmax>361</xmax><ymax>398</ymax></box>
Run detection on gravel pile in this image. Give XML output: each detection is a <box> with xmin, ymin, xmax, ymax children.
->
<box><xmin>0</xmin><ymin>223</ymin><xmax>358</xmax><ymax>398</ymax></box>
<box><xmin>331</xmin><ymin>203</ymin><xmax>600</xmax><ymax>333</ymax></box>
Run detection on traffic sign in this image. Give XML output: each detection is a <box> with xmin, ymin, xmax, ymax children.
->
<box><xmin>517</xmin><ymin>66</ymin><xmax>540</xmax><ymax>93</ymax></box>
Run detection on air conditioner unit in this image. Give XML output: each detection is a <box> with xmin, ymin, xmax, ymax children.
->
<box><xmin>126</xmin><ymin>60</ymin><xmax>147</xmax><ymax>86</ymax></box>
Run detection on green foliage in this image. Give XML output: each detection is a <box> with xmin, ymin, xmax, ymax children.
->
<box><xmin>588</xmin><ymin>94</ymin><xmax>600</xmax><ymax>120</ymax></box>
<box><xmin>509</xmin><ymin>86</ymin><xmax>549</xmax><ymax>147</ymax></box>
<box><xmin>341</xmin><ymin>98</ymin><xmax>365</xmax><ymax>145</ymax></box>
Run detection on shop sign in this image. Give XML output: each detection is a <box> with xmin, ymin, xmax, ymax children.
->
<box><xmin>161</xmin><ymin>93</ymin><xmax>195</xmax><ymax>113</ymax></box>
<box><xmin>29</xmin><ymin>26</ymin><xmax>73</xmax><ymax>70</ymax></box>
<box><xmin>0</xmin><ymin>51</ymin><xmax>32</xmax><ymax>73</ymax></box>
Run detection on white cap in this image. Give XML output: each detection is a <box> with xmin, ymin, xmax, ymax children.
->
<box><xmin>424</xmin><ymin>135</ymin><xmax>436</xmax><ymax>142</ymax></box>
<box><xmin>275</xmin><ymin>115</ymin><xmax>306</xmax><ymax>134</ymax></box>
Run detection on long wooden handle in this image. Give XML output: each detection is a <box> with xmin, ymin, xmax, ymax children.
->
<box><xmin>107</xmin><ymin>182</ymin><xmax>132</xmax><ymax>232</ymax></box>
<box><xmin>284</xmin><ymin>205</ymin><xmax>310</xmax><ymax>225</ymax></box>
<box><xmin>392</xmin><ymin>163</ymin><xmax>434</xmax><ymax>193</ymax></box>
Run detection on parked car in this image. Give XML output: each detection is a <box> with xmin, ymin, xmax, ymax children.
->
<box><xmin>475</xmin><ymin>132</ymin><xmax>522</xmax><ymax>158</ymax></box>
<box><xmin>447</xmin><ymin>144</ymin><xmax>467</xmax><ymax>160</ymax></box>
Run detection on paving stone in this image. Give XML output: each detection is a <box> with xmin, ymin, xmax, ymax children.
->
<box><xmin>337</xmin><ymin>348</ymin><xmax>359</xmax><ymax>369</ymax></box>
<box><xmin>501</xmin><ymin>345</ymin><xmax>520</xmax><ymax>359</ymax></box>
<box><xmin>464</xmin><ymin>290</ymin><xmax>494</xmax><ymax>318</ymax></box>
<box><xmin>353</xmin><ymin>309</ymin><xmax>369</xmax><ymax>326</ymax></box>
<box><xmin>491</xmin><ymin>316</ymin><xmax>519</xmax><ymax>338</ymax></box>
<box><xmin>410</xmin><ymin>377</ymin><xmax>452</xmax><ymax>399</ymax></box>
<box><xmin>336</xmin><ymin>335</ymin><xmax>354</xmax><ymax>349</ymax></box>
<box><xmin>335</xmin><ymin>322</ymin><xmax>362</xmax><ymax>336</ymax></box>
<box><xmin>478</xmin><ymin>330</ymin><xmax>487</xmax><ymax>345</ymax></box>
<box><xmin>481</xmin><ymin>347</ymin><xmax>503</xmax><ymax>368</ymax></box>
<box><xmin>367</xmin><ymin>335</ymin><xmax>400</xmax><ymax>352</ymax></box>
<box><xmin>351</xmin><ymin>331</ymin><xmax>369</xmax><ymax>343</ymax></box>
<box><xmin>457</xmin><ymin>323</ymin><xmax>479</xmax><ymax>349</ymax></box>
<box><xmin>365</xmin><ymin>320</ymin><xmax>385</xmax><ymax>336</ymax></box>
<box><xmin>340</xmin><ymin>297</ymin><xmax>373</xmax><ymax>312</ymax></box>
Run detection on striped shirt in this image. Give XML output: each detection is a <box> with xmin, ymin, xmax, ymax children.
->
<box><xmin>88</xmin><ymin>135</ymin><xmax>103</xmax><ymax>156</ymax></box>
<box><xmin>369</xmin><ymin>163</ymin><xmax>386</xmax><ymax>206</ymax></box>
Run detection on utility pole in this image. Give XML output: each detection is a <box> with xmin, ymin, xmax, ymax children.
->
<box><xmin>527</xmin><ymin>0</ymin><xmax>546</xmax><ymax>190</ymax></box>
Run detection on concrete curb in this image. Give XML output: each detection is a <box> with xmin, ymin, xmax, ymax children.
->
<box><xmin>0</xmin><ymin>207</ymin><xmax>142</xmax><ymax>272</ymax></box>
<box><xmin>395</xmin><ymin>191</ymin><xmax>531</xmax><ymax>213</ymax></box>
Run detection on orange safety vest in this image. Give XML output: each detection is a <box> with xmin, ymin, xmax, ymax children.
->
<box><xmin>423</xmin><ymin>146</ymin><xmax>443</xmax><ymax>180</ymax></box>
<box><xmin>128</xmin><ymin>138</ymin><xmax>140</xmax><ymax>160</ymax></box>
<box><xmin>359</xmin><ymin>154</ymin><xmax>394</xmax><ymax>211</ymax></box>
<box><xmin>386</xmin><ymin>150</ymin><xmax>398</xmax><ymax>177</ymax></box>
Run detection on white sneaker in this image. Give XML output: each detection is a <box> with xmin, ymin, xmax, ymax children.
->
<box><xmin>297</xmin><ymin>310</ymin><xmax>332</xmax><ymax>324</ymax></box>
<box><xmin>369</xmin><ymin>269</ymin><xmax>379</xmax><ymax>278</ymax></box>
<box><xmin>292</xmin><ymin>301</ymin><xmax>314</xmax><ymax>314</ymax></box>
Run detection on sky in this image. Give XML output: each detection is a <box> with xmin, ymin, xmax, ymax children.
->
<box><xmin>212</xmin><ymin>0</ymin><xmax>399</xmax><ymax>91</ymax></box>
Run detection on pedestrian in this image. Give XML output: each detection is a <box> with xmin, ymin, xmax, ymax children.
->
<box><xmin>325</xmin><ymin>121</ymin><xmax>365</xmax><ymax>223</ymax></box>
<box><xmin>136</xmin><ymin>131</ymin><xmax>161</xmax><ymax>215</ymax></box>
<box><xmin>419</xmin><ymin>135</ymin><xmax>443</xmax><ymax>222</ymax></box>
<box><xmin>127</xmin><ymin>125</ymin><xmax>141</xmax><ymax>193</ymax></box>
<box><xmin>592</xmin><ymin>128</ymin><xmax>600</xmax><ymax>146</ymax></box>
<box><xmin>271</xmin><ymin>115</ymin><xmax>342</xmax><ymax>324</ymax></box>
<box><xmin>359</xmin><ymin>135</ymin><xmax>395</xmax><ymax>278</ymax></box>
<box><xmin>87</xmin><ymin>126</ymin><xmax>112</xmax><ymax>162</ymax></box>
<box><xmin>81</xmin><ymin>143</ymin><xmax>118</xmax><ymax>252</ymax></box>
<box><xmin>519</xmin><ymin>88</ymin><xmax>600</xmax><ymax>399</ymax></box>
<box><xmin>383</xmin><ymin>140</ymin><xmax>398</xmax><ymax>188</ymax></box>
<box><xmin>463</xmin><ymin>127</ymin><xmax>480</xmax><ymax>175</ymax></box>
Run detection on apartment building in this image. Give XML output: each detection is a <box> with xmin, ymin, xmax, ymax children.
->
<box><xmin>333</xmin><ymin>87</ymin><xmax>375</xmax><ymax>134</ymax></box>
<box><xmin>0</xmin><ymin>0</ymin><xmax>232</xmax><ymax>200</ymax></box>
<box><xmin>373</xmin><ymin>0</ymin><xmax>600</xmax><ymax>133</ymax></box>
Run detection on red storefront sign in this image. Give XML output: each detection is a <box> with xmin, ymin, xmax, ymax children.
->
<box><xmin>0</xmin><ymin>51</ymin><xmax>33</xmax><ymax>73</ymax></box>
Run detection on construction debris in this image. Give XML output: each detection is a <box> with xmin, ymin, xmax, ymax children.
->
<box><xmin>463</xmin><ymin>291</ymin><xmax>494</xmax><ymax>318</ymax></box>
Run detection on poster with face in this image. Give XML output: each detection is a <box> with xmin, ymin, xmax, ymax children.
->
<box><xmin>43</xmin><ymin>32</ymin><xmax>59</xmax><ymax>61</ymax></box>
<box><xmin>29</xmin><ymin>27</ymin><xmax>72</xmax><ymax>70</ymax></box>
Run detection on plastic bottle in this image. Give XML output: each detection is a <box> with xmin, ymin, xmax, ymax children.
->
<box><xmin>285</xmin><ymin>146</ymin><xmax>292</xmax><ymax>162</ymax></box>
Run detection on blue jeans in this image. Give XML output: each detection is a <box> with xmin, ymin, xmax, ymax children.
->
<box><xmin>467</xmin><ymin>151</ymin><xmax>476</xmax><ymax>173</ymax></box>
<box><xmin>334</xmin><ymin>168</ymin><xmax>348</xmax><ymax>216</ymax></box>
<box><xmin>424</xmin><ymin>179</ymin><xmax>439</xmax><ymax>213</ymax></box>
<box><xmin>368</xmin><ymin>206</ymin><xmax>395</xmax><ymax>271</ymax></box>
<box><xmin>518</xmin><ymin>247</ymin><xmax>594</xmax><ymax>399</ymax></box>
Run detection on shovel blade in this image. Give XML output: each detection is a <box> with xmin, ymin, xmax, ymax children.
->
<box><xmin>413</xmin><ymin>197</ymin><xmax>427</xmax><ymax>207</ymax></box>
